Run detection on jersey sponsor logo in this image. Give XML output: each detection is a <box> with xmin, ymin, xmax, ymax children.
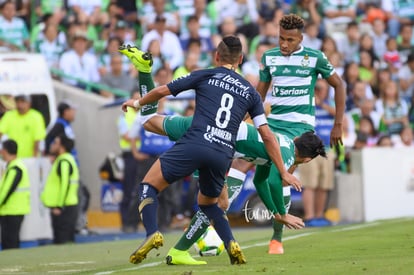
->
<box><xmin>207</xmin><ymin>77</ymin><xmax>251</xmax><ymax>99</ymax></box>
<box><xmin>295</xmin><ymin>69</ymin><xmax>310</xmax><ymax>75</ymax></box>
<box><xmin>272</xmin><ymin>86</ymin><xmax>309</xmax><ymax>96</ymax></box>
<box><xmin>282</xmin><ymin>67</ymin><xmax>291</xmax><ymax>74</ymax></box>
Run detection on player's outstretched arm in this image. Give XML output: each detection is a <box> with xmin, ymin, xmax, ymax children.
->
<box><xmin>257</xmin><ymin>124</ymin><xmax>302</xmax><ymax>192</ymax></box>
<box><xmin>122</xmin><ymin>85</ymin><xmax>171</xmax><ymax>112</ymax></box>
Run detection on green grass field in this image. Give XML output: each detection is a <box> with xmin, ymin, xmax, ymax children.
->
<box><xmin>1</xmin><ymin>218</ymin><xmax>414</xmax><ymax>275</ymax></box>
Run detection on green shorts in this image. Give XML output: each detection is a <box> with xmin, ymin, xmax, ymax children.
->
<box><xmin>163</xmin><ymin>115</ymin><xmax>193</xmax><ymax>141</ymax></box>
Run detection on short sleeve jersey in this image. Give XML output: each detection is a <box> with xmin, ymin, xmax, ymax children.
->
<box><xmin>0</xmin><ymin>15</ymin><xmax>29</xmax><ymax>48</ymax></box>
<box><xmin>259</xmin><ymin>45</ymin><xmax>335</xmax><ymax>138</ymax></box>
<box><xmin>167</xmin><ymin>67</ymin><xmax>265</xmax><ymax>158</ymax></box>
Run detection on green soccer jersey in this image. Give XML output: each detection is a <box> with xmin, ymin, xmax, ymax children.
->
<box><xmin>163</xmin><ymin>115</ymin><xmax>295</xmax><ymax>168</ymax></box>
<box><xmin>259</xmin><ymin>45</ymin><xmax>335</xmax><ymax>139</ymax></box>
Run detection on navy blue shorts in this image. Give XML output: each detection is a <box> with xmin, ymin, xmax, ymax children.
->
<box><xmin>160</xmin><ymin>142</ymin><xmax>232</xmax><ymax>198</ymax></box>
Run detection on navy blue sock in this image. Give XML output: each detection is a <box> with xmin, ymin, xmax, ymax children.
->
<box><xmin>138</xmin><ymin>183</ymin><xmax>159</xmax><ymax>236</ymax></box>
<box><xmin>199</xmin><ymin>204</ymin><xmax>234</xmax><ymax>249</ymax></box>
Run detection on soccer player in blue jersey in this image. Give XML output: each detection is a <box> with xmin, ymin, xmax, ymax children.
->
<box><xmin>121</xmin><ymin>36</ymin><xmax>303</xmax><ymax>265</ymax></box>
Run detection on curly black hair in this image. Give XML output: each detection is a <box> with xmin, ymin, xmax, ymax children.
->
<box><xmin>280</xmin><ymin>14</ymin><xmax>305</xmax><ymax>31</ymax></box>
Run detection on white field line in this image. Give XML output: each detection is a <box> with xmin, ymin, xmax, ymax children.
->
<box><xmin>330</xmin><ymin>222</ymin><xmax>380</xmax><ymax>232</ymax></box>
<box><xmin>94</xmin><ymin>222</ymin><xmax>381</xmax><ymax>275</ymax></box>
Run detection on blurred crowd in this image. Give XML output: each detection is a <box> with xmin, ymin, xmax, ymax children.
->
<box><xmin>1</xmin><ymin>0</ymin><xmax>414</xmax><ymax>234</ymax></box>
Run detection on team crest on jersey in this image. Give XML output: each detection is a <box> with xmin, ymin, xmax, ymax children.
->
<box><xmin>301</xmin><ymin>54</ymin><xmax>310</xmax><ymax>67</ymax></box>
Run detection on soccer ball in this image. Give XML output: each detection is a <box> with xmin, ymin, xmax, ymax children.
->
<box><xmin>193</xmin><ymin>226</ymin><xmax>225</xmax><ymax>256</ymax></box>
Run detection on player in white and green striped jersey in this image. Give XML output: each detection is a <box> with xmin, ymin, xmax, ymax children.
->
<box><xmin>230</xmin><ymin>13</ymin><xmax>346</xmax><ymax>255</ymax></box>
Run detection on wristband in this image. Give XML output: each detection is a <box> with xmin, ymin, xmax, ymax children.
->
<box><xmin>133</xmin><ymin>100</ymin><xmax>141</xmax><ymax>109</ymax></box>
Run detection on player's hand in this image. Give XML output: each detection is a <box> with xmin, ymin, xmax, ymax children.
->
<box><xmin>122</xmin><ymin>99</ymin><xmax>141</xmax><ymax>112</ymax></box>
<box><xmin>330</xmin><ymin>123</ymin><xmax>343</xmax><ymax>147</ymax></box>
<box><xmin>274</xmin><ymin>213</ymin><xmax>305</xmax><ymax>229</ymax></box>
<box><xmin>281</xmin><ymin>172</ymin><xmax>302</xmax><ymax>192</ymax></box>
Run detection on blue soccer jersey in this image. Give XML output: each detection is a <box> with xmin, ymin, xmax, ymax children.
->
<box><xmin>167</xmin><ymin>67</ymin><xmax>266</xmax><ymax>158</ymax></box>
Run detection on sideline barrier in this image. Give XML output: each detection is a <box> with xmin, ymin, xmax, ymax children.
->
<box><xmin>337</xmin><ymin>147</ymin><xmax>414</xmax><ymax>222</ymax></box>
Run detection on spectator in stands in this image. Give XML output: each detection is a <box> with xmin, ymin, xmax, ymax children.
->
<box><xmin>353</xmin><ymin>130</ymin><xmax>368</xmax><ymax>150</ymax></box>
<box><xmin>397</xmin><ymin>24</ymin><xmax>414</xmax><ymax>63</ymax></box>
<box><xmin>322</xmin><ymin>0</ymin><xmax>357</xmax><ymax>36</ymax></box>
<box><xmin>217</xmin><ymin>0</ymin><xmax>260</xmax><ymax>41</ymax></box>
<box><xmin>357</xmin><ymin>115</ymin><xmax>379</xmax><ymax>147</ymax></box>
<box><xmin>111</xmin><ymin>19</ymin><xmax>136</xmax><ymax>47</ymax></box>
<box><xmin>328</xmin><ymin>51</ymin><xmax>345</xmax><ymax>78</ymax></box>
<box><xmin>376</xmin><ymin>134</ymin><xmax>393</xmax><ymax>147</ymax></box>
<box><xmin>0</xmin><ymin>95</ymin><xmax>46</xmax><ymax>158</ymax></box>
<box><xmin>98</xmin><ymin>36</ymin><xmax>134</xmax><ymax>78</ymax></box>
<box><xmin>335</xmin><ymin>21</ymin><xmax>360</xmax><ymax>64</ymax></box>
<box><xmin>0</xmin><ymin>139</ymin><xmax>30</xmax><ymax>250</ymax></box>
<box><xmin>242</xmin><ymin>41</ymin><xmax>272</xmax><ymax>87</ymax></box>
<box><xmin>359</xmin><ymin>33</ymin><xmax>379</xmax><ymax>63</ymax></box>
<box><xmin>376</xmin><ymin>80</ymin><xmax>410</xmax><ymax>135</ymax></box>
<box><xmin>249</xmin><ymin>18</ymin><xmax>279</xmax><ymax>56</ymax></box>
<box><xmin>392</xmin><ymin>126</ymin><xmax>414</xmax><ymax>148</ymax></box>
<box><xmin>142</xmin><ymin>0</ymin><xmax>180</xmax><ymax>34</ymax></box>
<box><xmin>397</xmin><ymin>53</ymin><xmax>414</xmax><ymax>103</ymax></box>
<box><xmin>320</xmin><ymin>36</ymin><xmax>339</xmax><ymax>60</ymax></box>
<box><xmin>100</xmin><ymin>54</ymin><xmax>139</xmax><ymax>99</ymax></box>
<box><xmin>33</xmin><ymin>0</ymin><xmax>66</xmax><ymax>21</ymax></box>
<box><xmin>141</xmin><ymin>15</ymin><xmax>183</xmax><ymax>71</ymax></box>
<box><xmin>59</xmin><ymin>30</ymin><xmax>100</xmax><ymax>90</ymax></box>
<box><xmin>359</xmin><ymin>50</ymin><xmax>378</xmax><ymax>87</ymax></box>
<box><xmin>348</xmin><ymin>97</ymin><xmax>381</xmax><ymax>132</ymax></box>
<box><xmin>0</xmin><ymin>0</ymin><xmax>29</xmax><ymax>51</ymax></box>
<box><xmin>299</xmin><ymin>79</ymin><xmax>335</xmax><ymax>227</ymax></box>
<box><xmin>215</xmin><ymin>16</ymin><xmax>248</xmax><ymax>55</ymax></box>
<box><xmin>30</xmin><ymin>12</ymin><xmax>66</xmax><ymax>49</ymax></box>
<box><xmin>33</xmin><ymin>23</ymin><xmax>66</xmax><ymax>70</ymax></box>
<box><xmin>381</xmin><ymin>0</ymin><xmax>414</xmax><ymax>39</ymax></box>
<box><xmin>290</xmin><ymin>0</ymin><xmax>323</xmax><ymax>35</ymax></box>
<box><xmin>67</xmin><ymin>0</ymin><xmax>107</xmax><ymax>27</ymax></box>
<box><xmin>346</xmin><ymin>80</ymin><xmax>375</xmax><ymax>111</ymax></box>
<box><xmin>173</xmin><ymin>51</ymin><xmax>200</xmax><ymax>80</ymax></box>
<box><xmin>256</xmin><ymin>0</ymin><xmax>282</xmax><ymax>21</ymax></box>
<box><xmin>179</xmin><ymin>15</ymin><xmax>214</xmax><ymax>60</ymax></box>
<box><xmin>191</xmin><ymin>0</ymin><xmax>216</xmax><ymax>38</ymax></box>
<box><xmin>302</xmin><ymin>22</ymin><xmax>322</xmax><ymax>50</ymax></box>
<box><xmin>383</xmin><ymin>37</ymin><xmax>402</xmax><ymax>76</ymax></box>
<box><xmin>374</xmin><ymin>68</ymin><xmax>392</xmax><ymax>98</ymax></box>
<box><xmin>114</xmin><ymin>0</ymin><xmax>138</xmax><ymax>24</ymax></box>
<box><xmin>369</xmin><ymin>18</ymin><xmax>388</xmax><ymax>62</ymax></box>
<box><xmin>147</xmin><ymin>39</ymin><xmax>166</xmax><ymax>75</ymax></box>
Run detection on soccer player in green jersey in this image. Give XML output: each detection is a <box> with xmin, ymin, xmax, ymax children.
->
<box><xmin>231</xmin><ymin>13</ymin><xmax>346</xmax><ymax>255</ymax></box>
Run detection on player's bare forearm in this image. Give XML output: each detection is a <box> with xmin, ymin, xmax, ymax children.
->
<box><xmin>327</xmin><ymin>73</ymin><xmax>346</xmax><ymax>146</ymax></box>
<box><xmin>256</xmin><ymin>81</ymin><xmax>270</xmax><ymax>101</ymax></box>
<box><xmin>122</xmin><ymin>85</ymin><xmax>171</xmax><ymax>112</ymax></box>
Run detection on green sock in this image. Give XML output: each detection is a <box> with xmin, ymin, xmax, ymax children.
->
<box><xmin>174</xmin><ymin>210</ymin><xmax>210</xmax><ymax>251</ymax></box>
<box><xmin>271</xmin><ymin>195</ymin><xmax>291</xmax><ymax>242</ymax></box>
<box><xmin>138</xmin><ymin>72</ymin><xmax>157</xmax><ymax>116</ymax></box>
<box><xmin>226</xmin><ymin>168</ymin><xmax>246</xmax><ymax>207</ymax></box>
